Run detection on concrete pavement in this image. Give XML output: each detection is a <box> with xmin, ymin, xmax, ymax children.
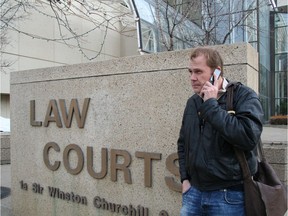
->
<box><xmin>261</xmin><ymin>125</ymin><xmax>287</xmax><ymax>145</ymax></box>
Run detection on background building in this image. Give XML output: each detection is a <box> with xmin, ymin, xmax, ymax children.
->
<box><xmin>270</xmin><ymin>0</ymin><xmax>287</xmax><ymax>116</ymax></box>
<box><xmin>1</xmin><ymin>0</ymin><xmax>287</xmax><ymax>124</ymax></box>
<box><xmin>132</xmin><ymin>0</ymin><xmax>287</xmax><ymax>121</ymax></box>
<box><xmin>0</xmin><ymin>0</ymin><xmax>139</xmax><ymax>122</ymax></box>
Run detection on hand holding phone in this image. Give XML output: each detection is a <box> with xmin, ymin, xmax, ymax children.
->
<box><xmin>210</xmin><ymin>69</ymin><xmax>221</xmax><ymax>85</ymax></box>
<box><xmin>201</xmin><ymin>69</ymin><xmax>221</xmax><ymax>101</ymax></box>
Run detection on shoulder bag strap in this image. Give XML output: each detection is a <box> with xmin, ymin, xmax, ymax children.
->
<box><xmin>226</xmin><ymin>82</ymin><xmax>253</xmax><ymax>181</ymax></box>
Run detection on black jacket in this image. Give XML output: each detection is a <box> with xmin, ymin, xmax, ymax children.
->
<box><xmin>177</xmin><ymin>83</ymin><xmax>264</xmax><ymax>191</ymax></box>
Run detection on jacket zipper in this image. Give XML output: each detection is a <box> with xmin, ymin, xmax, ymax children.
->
<box><xmin>188</xmin><ymin>97</ymin><xmax>204</xmax><ymax>184</ymax></box>
<box><xmin>190</xmin><ymin>118</ymin><xmax>205</xmax><ymax>185</ymax></box>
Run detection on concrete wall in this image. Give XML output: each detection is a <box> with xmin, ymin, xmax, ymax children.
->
<box><xmin>11</xmin><ymin>43</ymin><xmax>262</xmax><ymax>216</ymax></box>
<box><xmin>0</xmin><ymin>133</ymin><xmax>11</xmax><ymax>164</ymax></box>
<box><xmin>263</xmin><ymin>145</ymin><xmax>287</xmax><ymax>184</ymax></box>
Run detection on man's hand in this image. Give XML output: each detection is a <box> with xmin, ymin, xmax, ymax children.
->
<box><xmin>200</xmin><ymin>73</ymin><xmax>220</xmax><ymax>101</ymax></box>
<box><xmin>182</xmin><ymin>180</ymin><xmax>191</xmax><ymax>194</ymax></box>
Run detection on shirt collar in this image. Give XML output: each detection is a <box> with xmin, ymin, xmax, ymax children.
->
<box><xmin>217</xmin><ymin>77</ymin><xmax>228</xmax><ymax>99</ymax></box>
<box><xmin>219</xmin><ymin>77</ymin><xmax>228</xmax><ymax>93</ymax></box>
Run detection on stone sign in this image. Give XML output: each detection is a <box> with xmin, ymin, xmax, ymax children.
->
<box><xmin>10</xmin><ymin>43</ymin><xmax>259</xmax><ymax>215</ymax></box>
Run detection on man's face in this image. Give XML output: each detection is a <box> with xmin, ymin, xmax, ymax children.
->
<box><xmin>188</xmin><ymin>55</ymin><xmax>214</xmax><ymax>94</ymax></box>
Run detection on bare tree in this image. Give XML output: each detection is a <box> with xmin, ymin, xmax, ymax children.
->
<box><xmin>1</xmin><ymin>0</ymin><xmax>135</xmax><ymax>63</ymax></box>
<box><xmin>198</xmin><ymin>0</ymin><xmax>259</xmax><ymax>45</ymax></box>
<box><xmin>1</xmin><ymin>0</ymin><xmax>29</xmax><ymax>69</ymax></box>
<box><xmin>154</xmin><ymin>0</ymin><xmax>200</xmax><ymax>51</ymax></box>
<box><xmin>1</xmin><ymin>0</ymin><xmax>270</xmax><ymax>67</ymax></box>
<box><xmin>153</xmin><ymin>0</ymin><xmax>268</xmax><ymax>51</ymax></box>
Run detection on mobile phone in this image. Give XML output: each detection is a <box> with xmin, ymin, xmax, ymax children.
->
<box><xmin>210</xmin><ymin>69</ymin><xmax>221</xmax><ymax>85</ymax></box>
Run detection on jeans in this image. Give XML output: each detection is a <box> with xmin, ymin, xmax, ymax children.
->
<box><xmin>180</xmin><ymin>186</ymin><xmax>245</xmax><ymax>216</ymax></box>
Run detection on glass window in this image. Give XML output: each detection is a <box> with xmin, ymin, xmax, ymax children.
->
<box><xmin>275</xmin><ymin>13</ymin><xmax>287</xmax><ymax>54</ymax></box>
<box><xmin>141</xmin><ymin>23</ymin><xmax>157</xmax><ymax>52</ymax></box>
<box><xmin>274</xmin><ymin>12</ymin><xmax>288</xmax><ymax>116</ymax></box>
<box><xmin>259</xmin><ymin>65</ymin><xmax>271</xmax><ymax>119</ymax></box>
<box><xmin>275</xmin><ymin>53</ymin><xmax>287</xmax><ymax>72</ymax></box>
<box><xmin>134</xmin><ymin>0</ymin><xmax>156</xmax><ymax>24</ymax></box>
<box><xmin>275</xmin><ymin>26</ymin><xmax>288</xmax><ymax>53</ymax></box>
<box><xmin>131</xmin><ymin>0</ymin><xmax>201</xmax><ymax>53</ymax></box>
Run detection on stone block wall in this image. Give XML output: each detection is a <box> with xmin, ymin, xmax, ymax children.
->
<box><xmin>263</xmin><ymin>144</ymin><xmax>287</xmax><ymax>184</ymax></box>
<box><xmin>0</xmin><ymin>133</ymin><xmax>10</xmax><ymax>164</ymax></box>
<box><xmin>11</xmin><ymin>43</ymin><xmax>286</xmax><ymax>216</ymax></box>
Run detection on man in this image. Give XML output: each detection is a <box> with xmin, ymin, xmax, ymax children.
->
<box><xmin>177</xmin><ymin>47</ymin><xmax>264</xmax><ymax>215</ymax></box>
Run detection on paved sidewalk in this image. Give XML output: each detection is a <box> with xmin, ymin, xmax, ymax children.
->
<box><xmin>261</xmin><ymin>125</ymin><xmax>287</xmax><ymax>145</ymax></box>
<box><xmin>0</xmin><ymin>126</ymin><xmax>287</xmax><ymax>216</ymax></box>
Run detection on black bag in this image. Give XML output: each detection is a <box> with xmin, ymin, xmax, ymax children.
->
<box><xmin>226</xmin><ymin>82</ymin><xmax>288</xmax><ymax>216</ymax></box>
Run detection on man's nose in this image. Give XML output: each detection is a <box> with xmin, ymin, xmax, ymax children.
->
<box><xmin>190</xmin><ymin>73</ymin><xmax>197</xmax><ymax>81</ymax></box>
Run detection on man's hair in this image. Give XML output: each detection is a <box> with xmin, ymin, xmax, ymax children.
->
<box><xmin>190</xmin><ymin>47</ymin><xmax>224</xmax><ymax>75</ymax></box>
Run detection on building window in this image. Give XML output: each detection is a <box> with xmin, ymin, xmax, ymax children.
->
<box><xmin>274</xmin><ymin>12</ymin><xmax>287</xmax><ymax>115</ymax></box>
